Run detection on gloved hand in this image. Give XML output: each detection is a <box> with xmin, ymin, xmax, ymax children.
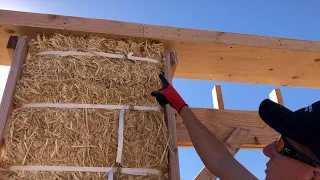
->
<box><xmin>151</xmin><ymin>74</ymin><xmax>187</xmax><ymax>113</ymax></box>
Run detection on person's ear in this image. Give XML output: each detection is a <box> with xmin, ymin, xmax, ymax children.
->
<box><xmin>312</xmin><ymin>168</ymin><xmax>320</xmax><ymax>180</ymax></box>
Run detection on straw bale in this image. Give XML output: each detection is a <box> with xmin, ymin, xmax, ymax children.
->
<box><xmin>0</xmin><ymin>170</ymin><xmax>166</xmax><ymax>180</ymax></box>
<box><xmin>2</xmin><ymin>34</ymin><xmax>169</xmax><ymax>179</ymax></box>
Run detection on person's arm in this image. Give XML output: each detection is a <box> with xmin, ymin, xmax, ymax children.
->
<box><xmin>151</xmin><ymin>74</ymin><xmax>257</xmax><ymax>180</ymax></box>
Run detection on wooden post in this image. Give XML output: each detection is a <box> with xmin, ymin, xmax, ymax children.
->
<box><xmin>269</xmin><ymin>88</ymin><xmax>284</xmax><ymax>106</ymax></box>
<box><xmin>212</xmin><ymin>85</ymin><xmax>224</xmax><ymax>109</ymax></box>
<box><xmin>194</xmin><ymin>85</ymin><xmax>250</xmax><ymax>180</ymax></box>
<box><xmin>0</xmin><ymin>36</ymin><xmax>28</xmax><ymax>148</ymax></box>
<box><xmin>164</xmin><ymin>51</ymin><xmax>180</xmax><ymax>180</ymax></box>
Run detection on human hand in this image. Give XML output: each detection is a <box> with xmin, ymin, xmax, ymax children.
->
<box><xmin>151</xmin><ymin>74</ymin><xmax>187</xmax><ymax>113</ymax></box>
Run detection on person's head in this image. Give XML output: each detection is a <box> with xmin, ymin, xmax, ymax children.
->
<box><xmin>259</xmin><ymin>99</ymin><xmax>320</xmax><ymax>180</ymax></box>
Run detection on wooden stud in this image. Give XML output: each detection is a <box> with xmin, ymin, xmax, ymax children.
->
<box><xmin>0</xmin><ymin>36</ymin><xmax>28</xmax><ymax>148</ymax></box>
<box><xmin>212</xmin><ymin>85</ymin><xmax>224</xmax><ymax>109</ymax></box>
<box><xmin>194</xmin><ymin>128</ymin><xmax>250</xmax><ymax>180</ymax></box>
<box><xmin>164</xmin><ymin>51</ymin><xmax>180</xmax><ymax>180</ymax></box>
<box><xmin>269</xmin><ymin>88</ymin><xmax>284</xmax><ymax>106</ymax></box>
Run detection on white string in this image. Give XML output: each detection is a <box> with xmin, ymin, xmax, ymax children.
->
<box><xmin>107</xmin><ymin>169</ymin><xmax>113</xmax><ymax>180</ymax></box>
<box><xmin>37</xmin><ymin>51</ymin><xmax>159</xmax><ymax>63</ymax></box>
<box><xmin>3</xmin><ymin>166</ymin><xmax>163</xmax><ymax>176</ymax></box>
<box><xmin>116</xmin><ymin>106</ymin><xmax>125</xmax><ymax>163</ymax></box>
<box><xmin>18</xmin><ymin>103</ymin><xmax>160</xmax><ymax>111</ymax></box>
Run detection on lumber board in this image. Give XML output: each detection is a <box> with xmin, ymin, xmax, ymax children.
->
<box><xmin>176</xmin><ymin>108</ymin><xmax>279</xmax><ymax>148</ymax></box>
<box><xmin>0</xmin><ymin>36</ymin><xmax>28</xmax><ymax>148</ymax></box>
<box><xmin>269</xmin><ymin>88</ymin><xmax>284</xmax><ymax>106</ymax></box>
<box><xmin>194</xmin><ymin>128</ymin><xmax>250</xmax><ymax>180</ymax></box>
<box><xmin>212</xmin><ymin>85</ymin><xmax>224</xmax><ymax>109</ymax></box>
<box><xmin>2</xmin><ymin>10</ymin><xmax>320</xmax><ymax>88</ymax></box>
<box><xmin>164</xmin><ymin>52</ymin><xmax>180</xmax><ymax>180</ymax></box>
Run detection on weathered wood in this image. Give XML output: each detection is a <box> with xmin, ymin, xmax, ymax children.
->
<box><xmin>194</xmin><ymin>128</ymin><xmax>250</xmax><ymax>180</ymax></box>
<box><xmin>2</xmin><ymin>10</ymin><xmax>320</xmax><ymax>88</ymax></box>
<box><xmin>176</xmin><ymin>108</ymin><xmax>279</xmax><ymax>148</ymax></box>
<box><xmin>164</xmin><ymin>51</ymin><xmax>180</xmax><ymax>180</ymax></box>
<box><xmin>269</xmin><ymin>88</ymin><xmax>284</xmax><ymax>106</ymax></box>
<box><xmin>0</xmin><ymin>36</ymin><xmax>28</xmax><ymax>148</ymax></box>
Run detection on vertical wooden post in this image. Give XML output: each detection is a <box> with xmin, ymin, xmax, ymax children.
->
<box><xmin>212</xmin><ymin>85</ymin><xmax>224</xmax><ymax>109</ymax></box>
<box><xmin>269</xmin><ymin>88</ymin><xmax>284</xmax><ymax>106</ymax></box>
<box><xmin>0</xmin><ymin>36</ymin><xmax>28</xmax><ymax>148</ymax></box>
<box><xmin>164</xmin><ymin>51</ymin><xmax>180</xmax><ymax>180</ymax></box>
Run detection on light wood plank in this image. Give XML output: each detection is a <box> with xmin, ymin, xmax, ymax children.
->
<box><xmin>164</xmin><ymin>51</ymin><xmax>180</xmax><ymax>180</ymax></box>
<box><xmin>194</xmin><ymin>128</ymin><xmax>250</xmax><ymax>180</ymax></box>
<box><xmin>212</xmin><ymin>85</ymin><xmax>224</xmax><ymax>109</ymax></box>
<box><xmin>0</xmin><ymin>36</ymin><xmax>28</xmax><ymax>149</ymax></box>
<box><xmin>176</xmin><ymin>108</ymin><xmax>279</xmax><ymax>148</ymax></box>
<box><xmin>269</xmin><ymin>88</ymin><xmax>284</xmax><ymax>106</ymax></box>
<box><xmin>1</xmin><ymin>10</ymin><xmax>320</xmax><ymax>88</ymax></box>
<box><xmin>170</xmin><ymin>52</ymin><xmax>178</xmax><ymax>79</ymax></box>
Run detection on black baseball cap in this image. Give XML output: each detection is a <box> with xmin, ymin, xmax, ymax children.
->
<box><xmin>258</xmin><ymin>99</ymin><xmax>320</xmax><ymax>160</ymax></box>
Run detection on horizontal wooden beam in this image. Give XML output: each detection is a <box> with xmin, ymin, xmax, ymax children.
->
<box><xmin>2</xmin><ymin>10</ymin><xmax>320</xmax><ymax>88</ymax></box>
<box><xmin>176</xmin><ymin>108</ymin><xmax>279</xmax><ymax>148</ymax></box>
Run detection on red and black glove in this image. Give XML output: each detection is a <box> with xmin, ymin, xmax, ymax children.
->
<box><xmin>151</xmin><ymin>74</ymin><xmax>187</xmax><ymax>113</ymax></box>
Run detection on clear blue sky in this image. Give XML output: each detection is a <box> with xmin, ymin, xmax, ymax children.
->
<box><xmin>2</xmin><ymin>1</ymin><xmax>320</xmax><ymax>179</ymax></box>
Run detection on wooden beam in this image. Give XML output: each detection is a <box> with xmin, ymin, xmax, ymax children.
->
<box><xmin>269</xmin><ymin>88</ymin><xmax>284</xmax><ymax>106</ymax></box>
<box><xmin>194</xmin><ymin>128</ymin><xmax>250</xmax><ymax>180</ymax></box>
<box><xmin>2</xmin><ymin>10</ymin><xmax>320</xmax><ymax>88</ymax></box>
<box><xmin>0</xmin><ymin>36</ymin><xmax>28</xmax><ymax>150</ymax></box>
<box><xmin>164</xmin><ymin>51</ymin><xmax>180</xmax><ymax>180</ymax></box>
<box><xmin>176</xmin><ymin>108</ymin><xmax>279</xmax><ymax>148</ymax></box>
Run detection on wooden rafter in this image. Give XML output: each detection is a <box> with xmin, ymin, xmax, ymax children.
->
<box><xmin>176</xmin><ymin>108</ymin><xmax>278</xmax><ymax>148</ymax></box>
<box><xmin>1</xmin><ymin>10</ymin><xmax>320</xmax><ymax>88</ymax></box>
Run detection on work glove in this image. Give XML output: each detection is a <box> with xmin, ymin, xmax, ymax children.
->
<box><xmin>151</xmin><ymin>74</ymin><xmax>187</xmax><ymax>113</ymax></box>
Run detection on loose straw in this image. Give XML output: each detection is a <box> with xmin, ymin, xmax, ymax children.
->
<box><xmin>116</xmin><ymin>107</ymin><xmax>125</xmax><ymax>163</ymax></box>
<box><xmin>18</xmin><ymin>103</ymin><xmax>160</xmax><ymax>111</ymax></box>
<box><xmin>37</xmin><ymin>51</ymin><xmax>159</xmax><ymax>63</ymax></box>
<box><xmin>3</xmin><ymin>166</ymin><xmax>163</xmax><ymax>176</ymax></box>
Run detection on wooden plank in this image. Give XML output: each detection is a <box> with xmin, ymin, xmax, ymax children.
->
<box><xmin>164</xmin><ymin>51</ymin><xmax>180</xmax><ymax>180</ymax></box>
<box><xmin>2</xmin><ymin>10</ymin><xmax>320</xmax><ymax>88</ymax></box>
<box><xmin>176</xmin><ymin>108</ymin><xmax>279</xmax><ymax>148</ymax></box>
<box><xmin>0</xmin><ymin>10</ymin><xmax>143</xmax><ymax>37</ymax></box>
<box><xmin>212</xmin><ymin>85</ymin><xmax>224</xmax><ymax>109</ymax></box>
<box><xmin>269</xmin><ymin>88</ymin><xmax>284</xmax><ymax>106</ymax></box>
<box><xmin>194</xmin><ymin>128</ymin><xmax>250</xmax><ymax>180</ymax></box>
<box><xmin>0</xmin><ymin>36</ymin><xmax>28</xmax><ymax>149</ymax></box>
<box><xmin>144</xmin><ymin>24</ymin><xmax>320</xmax><ymax>53</ymax></box>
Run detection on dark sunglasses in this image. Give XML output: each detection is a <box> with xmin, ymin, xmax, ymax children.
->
<box><xmin>276</xmin><ymin>136</ymin><xmax>320</xmax><ymax>167</ymax></box>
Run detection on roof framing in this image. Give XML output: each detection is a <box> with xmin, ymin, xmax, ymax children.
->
<box><xmin>1</xmin><ymin>10</ymin><xmax>320</xmax><ymax>88</ymax></box>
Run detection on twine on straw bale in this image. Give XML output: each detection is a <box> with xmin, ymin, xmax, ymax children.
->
<box><xmin>1</xmin><ymin>33</ymin><xmax>169</xmax><ymax>179</ymax></box>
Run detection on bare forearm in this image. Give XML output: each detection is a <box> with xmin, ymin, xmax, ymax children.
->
<box><xmin>179</xmin><ymin>106</ymin><xmax>257</xmax><ymax>180</ymax></box>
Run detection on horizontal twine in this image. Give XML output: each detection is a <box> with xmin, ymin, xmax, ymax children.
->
<box><xmin>2</xmin><ymin>166</ymin><xmax>163</xmax><ymax>176</ymax></box>
<box><xmin>37</xmin><ymin>51</ymin><xmax>159</xmax><ymax>63</ymax></box>
<box><xmin>17</xmin><ymin>103</ymin><xmax>160</xmax><ymax>111</ymax></box>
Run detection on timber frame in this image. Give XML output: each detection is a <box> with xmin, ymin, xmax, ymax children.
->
<box><xmin>0</xmin><ymin>9</ymin><xmax>319</xmax><ymax>179</ymax></box>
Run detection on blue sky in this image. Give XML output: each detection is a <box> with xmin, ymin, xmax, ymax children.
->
<box><xmin>2</xmin><ymin>1</ymin><xmax>320</xmax><ymax>179</ymax></box>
